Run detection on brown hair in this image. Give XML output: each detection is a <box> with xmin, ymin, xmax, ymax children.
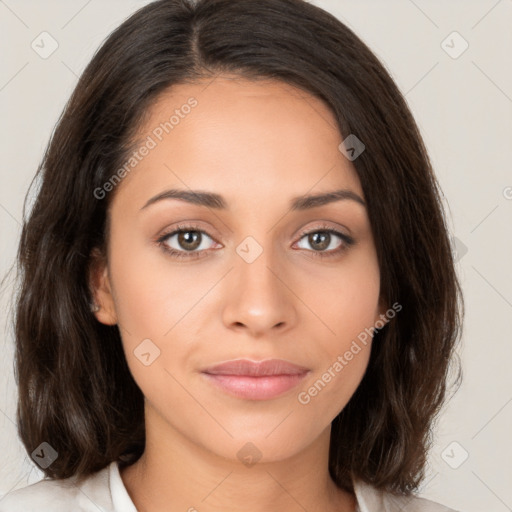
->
<box><xmin>10</xmin><ymin>0</ymin><xmax>463</xmax><ymax>496</ymax></box>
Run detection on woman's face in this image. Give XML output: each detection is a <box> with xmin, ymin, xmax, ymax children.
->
<box><xmin>92</xmin><ymin>76</ymin><xmax>386</xmax><ymax>463</ymax></box>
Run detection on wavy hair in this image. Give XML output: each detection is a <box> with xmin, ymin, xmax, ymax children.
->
<box><xmin>10</xmin><ymin>0</ymin><xmax>463</xmax><ymax>496</ymax></box>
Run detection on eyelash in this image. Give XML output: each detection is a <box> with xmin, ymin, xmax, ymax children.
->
<box><xmin>156</xmin><ymin>222</ymin><xmax>355</xmax><ymax>260</ymax></box>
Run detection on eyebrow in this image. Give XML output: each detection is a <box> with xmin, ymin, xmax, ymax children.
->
<box><xmin>140</xmin><ymin>188</ymin><xmax>366</xmax><ymax>211</ymax></box>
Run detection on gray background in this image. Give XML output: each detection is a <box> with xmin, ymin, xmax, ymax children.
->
<box><xmin>1</xmin><ymin>1</ymin><xmax>511</xmax><ymax>511</ymax></box>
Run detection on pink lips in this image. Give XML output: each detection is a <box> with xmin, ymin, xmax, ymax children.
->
<box><xmin>201</xmin><ymin>359</ymin><xmax>310</xmax><ymax>400</ymax></box>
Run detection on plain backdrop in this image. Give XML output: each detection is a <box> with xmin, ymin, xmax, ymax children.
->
<box><xmin>1</xmin><ymin>1</ymin><xmax>511</xmax><ymax>511</ymax></box>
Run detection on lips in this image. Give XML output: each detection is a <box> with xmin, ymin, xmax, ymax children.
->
<box><xmin>202</xmin><ymin>358</ymin><xmax>310</xmax><ymax>377</ymax></box>
<box><xmin>201</xmin><ymin>359</ymin><xmax>310</xmax><ymax>400</ymax></box>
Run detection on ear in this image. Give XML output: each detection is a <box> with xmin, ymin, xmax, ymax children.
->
<box><xmin>88</xmin><ymin>247</ymin><xmax>118</xmax><ymax>325</ymax></box>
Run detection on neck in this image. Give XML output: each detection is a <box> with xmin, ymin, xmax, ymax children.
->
<box><xmin>120</xmin><ymin>405</ymin><xmax>356</xmax><ymax>512</ymax></box>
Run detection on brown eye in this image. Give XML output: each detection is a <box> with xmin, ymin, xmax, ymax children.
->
<box><xmin>176</xmin><ymin>230</ymin><xmax>202</xmax><ymax>251</ymax></box>
<box><xmin>297</xmin><ymin>230</ymin><xmax>344</xmax><ymax>252</ymax></box>
<box><xmin>307</xmin><ymin>231</ymin><xmax>331</xmax><ymax>251</ymax></box>
<box><xmin>294</xmin><ymin>227</ymin><xmax>355</xmax><ymax>259</ymax></box>
<box><xmin>158</xmin><ymin>226</ymin><xmax>218</xmax><ymax>257</ymax></box>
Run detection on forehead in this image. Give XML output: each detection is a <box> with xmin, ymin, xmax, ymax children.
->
<box><xmin>111</xmin><ymin>76</ymin><xmax>363</xmax><ymax>211</ymax></box>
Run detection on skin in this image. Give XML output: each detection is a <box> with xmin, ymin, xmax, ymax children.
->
<box><xmin>90</xmin><ymin>75</ymin><xmax>387</xmax><ymax>512</ymax></box>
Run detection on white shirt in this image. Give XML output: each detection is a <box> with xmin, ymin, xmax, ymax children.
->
<box><xmin>0</xmin><ymin>461</ymin><xmax>459</xmax><ymax>512</ymax></box>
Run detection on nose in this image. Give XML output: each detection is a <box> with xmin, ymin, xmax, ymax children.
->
<box><xmin>221</xmin><ymin>246</ymin><xmax>298</xmax><ymax>337</ymax></box>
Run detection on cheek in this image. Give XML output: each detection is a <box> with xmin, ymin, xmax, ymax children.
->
<box><xmin>108</xmin><ymin>235</ymin><xmax>212</xmax><ymax>341</ymax></box>
<box><xmin>297</xmin><ymin>286</ymin><xmax>376</xmax><ymax>420</ymax></box>
<box><xmin>296</xmin><ymin>246</ymin><xmax>381</xmax><ymax>344</ymax></box>
<box><xmin>106</xmin><ymin>234</ymin><xmax>210</xmax><ymax>395</ymax></box>
<box><xmin>298</xmin><ymin>344</ymin><xmax>371</xmax><ymax>421</ymax></box>
<box><xmin>107</xmin><ymin>247</ymin><xmax>195</xmax><ymax>417</ymax></box>
<box><xmin>293</xmin><ymin>250</ymin><xmax>379</xmax><ymax>414</ymax></box>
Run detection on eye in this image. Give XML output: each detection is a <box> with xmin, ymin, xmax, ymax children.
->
<box><xmin>294</xmin><ymin>226</ymin><xmax>355</xmax><ymax>258</ymax></box>
<box><xmin>156</xmin><ymin>224</ymin><xmax>219</xmax><ymax>259</ymax></box>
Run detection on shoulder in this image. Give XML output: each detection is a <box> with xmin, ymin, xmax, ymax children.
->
<box><xmin>0</xmin><ymin>464</ymin><xmax>113</xmax><ymax>512</ymax></box>
<box><xmin>353</xmin><ymin>479</ymin><xmax>461</xmax><ymax>512</ymax></box>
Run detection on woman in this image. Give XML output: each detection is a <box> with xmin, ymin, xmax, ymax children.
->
<box><xmin>1</xmin><ymin>0</ymin><xmax>463</xmax><ymax>510</ymax></box>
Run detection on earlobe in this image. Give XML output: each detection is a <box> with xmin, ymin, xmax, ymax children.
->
<box><xmin>90</xmin><ymin>302</ymin><xmax>101</xmax><ymax>313</ymax></box>
<box><xmin>88</xmin><ymin>247</ymin><xmax>118</xmax><ymax>325</ymax></box>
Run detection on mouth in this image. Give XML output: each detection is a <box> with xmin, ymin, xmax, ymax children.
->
<box><xmin>201</xmin><ymin>358</ymin><xmax>310</xmax><ymax>401</ymax></box>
